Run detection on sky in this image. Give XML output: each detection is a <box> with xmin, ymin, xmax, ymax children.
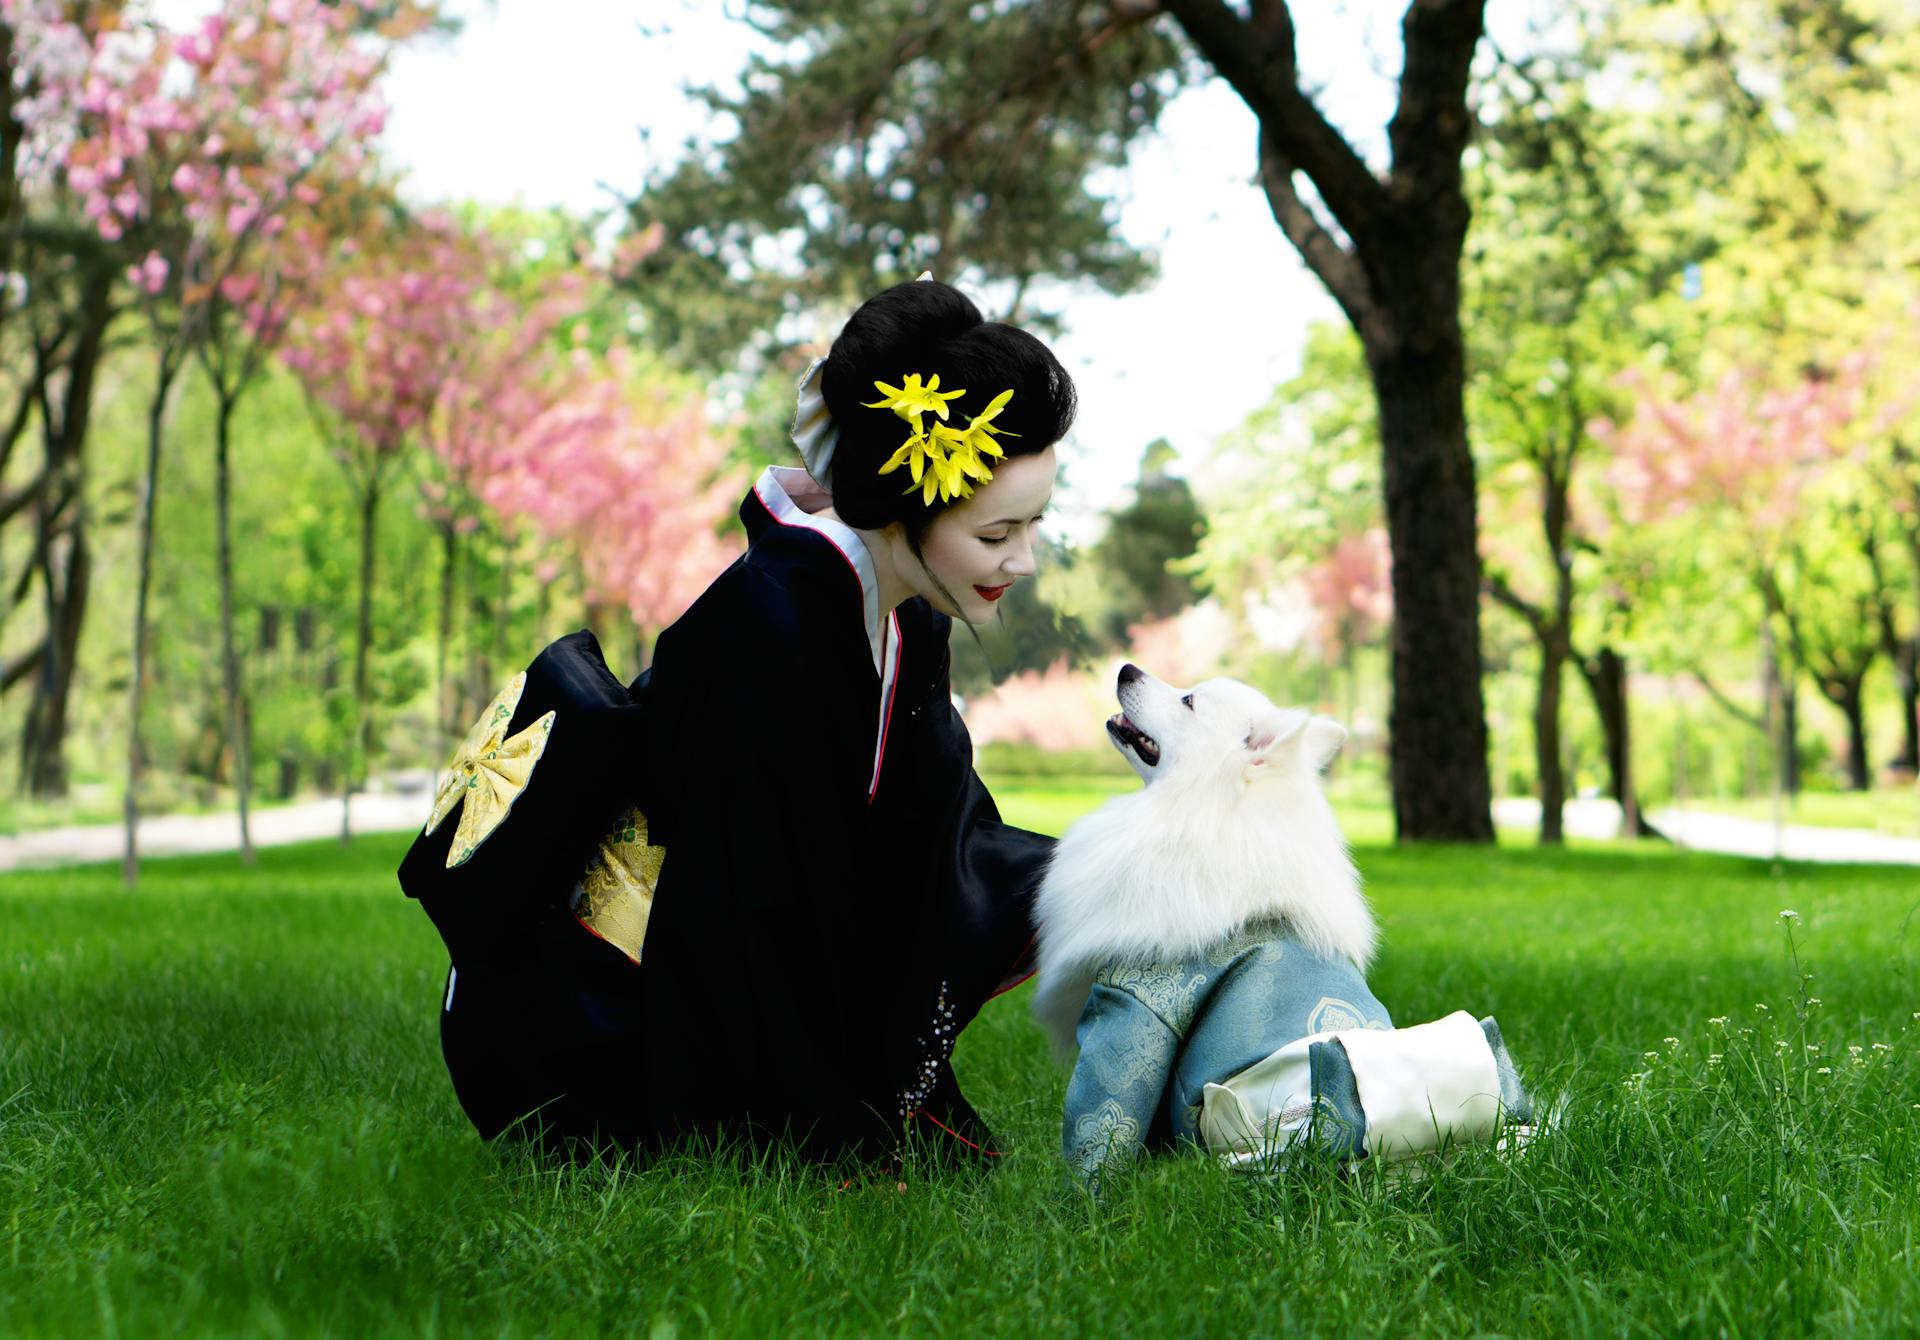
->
<box><xmin>373</xmin><ymin>1</ymin><xmax>1424</xmax><ymax>532</ymax></box>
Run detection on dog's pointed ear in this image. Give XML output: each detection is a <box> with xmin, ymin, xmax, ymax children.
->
<box><xmin>1242</xmin><ymin>712</ymin><xmax>1307</xmax><ymax>783</ymax></box>
<box><xmin>1303</xmin><ymin>716</ymin><xmax>1348</xmax><ymax>773</ymax></box>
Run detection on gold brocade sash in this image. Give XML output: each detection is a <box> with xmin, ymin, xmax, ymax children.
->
<box><xmin>430</xmin><ymin>674</ymin><xmax>662</xmax><ymax>966</ymax></box>
<box><xmin>570</xmin><ymin>807</ymin><xmax>664</xmax><ymax>965</ymax></box>
<box><xmin>424</xmin><ymin>672</ymin><xmax>556</xmax><ymax>869</ymax></box>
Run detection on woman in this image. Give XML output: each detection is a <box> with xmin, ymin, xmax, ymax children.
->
<box><xmin>402</xmin><ymin>279</ymin><xmax>1073</xmax><ymax>1164</ymax></box>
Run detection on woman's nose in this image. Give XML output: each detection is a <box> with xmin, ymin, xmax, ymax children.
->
<box><xmin>1003</xmin><ymin>533</ymin><xmax>1037</xmax><ymax>578</ymax></box>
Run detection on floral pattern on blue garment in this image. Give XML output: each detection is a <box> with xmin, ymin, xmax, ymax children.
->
<box><xmin>1061</xmin><ymin>922</ymin><xmax>1393</xmax><ymax>1186</ymax></box>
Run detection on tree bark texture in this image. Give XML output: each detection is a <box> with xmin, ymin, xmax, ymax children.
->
<box><xmin>1895</xmin><ymin>641</ymin><xmax>1919</xmax><ymax>775</ymax></box>
<box><xmin>124</xmin><ymin>356</ymin><xmax>182</xmax><ymax>886</ymax></box>
<box><xmin>436</xmin><ymin>522</ymin><xmax>457</xmax><ymax>774</ymax></box>
<box><xmin>1807</xmin><ymin>658</ymin><xmax>1872</xmax><ymax>792</ymax></box>
<box><xmin>1579</xmin><ymin>646</ymin><xmax>1652</xmax><ymax>839</ymax></box>
<box><xmin>0</xmin><ymin>20</ymin><xmax>19</xmax><ymax>329</ymax></box>
<box><xmin>21</xmin><ymin>259</ymin><xmax>111</xmax><ymax>797</ymax></box>
<box><xmin>213</xmin><ymin>392</ymin><xmax>255</xmax><ymax>862</ymax></box>
<box><xmin>1837</xmin><ymin>680</ymin><xmax>1869</xmax><ymax>792</ymax></box>
<box><xmin>1534</xmin><ymin>632</ymin><xmax>1566</xmax><ymax>845</ymax></box>
<box><xmin>1371</xmin><ymin>342</ymin><xmax>1494</xmax><ymax>840</ymax></box>
<box><xmin>1166</xmin><ymin>0</ymin><xmax>1494</xmax><ymax>841</ymax></box>
<box><xmin>343</xmin><ymin>482</ymin><xmax>380</xmax><ymax>843</ymax></box>
<box><xmin>1882</xmin><ymin>533</ymin><xmax>1919</xmax><ymax>772</ymax></box>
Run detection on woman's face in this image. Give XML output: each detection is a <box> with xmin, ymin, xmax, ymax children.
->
<box><xmin>910</xmin><ymin>446</ymin><xmax>1057</xmax><ymax>625</ymax></box>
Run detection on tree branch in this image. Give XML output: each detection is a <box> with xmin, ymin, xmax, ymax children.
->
<box><xmin>1</xmin><ymin>639</ymin><xmax>46</xmax><ymax>695</ymax></box>
<box><xmin>0</xmin><ymin>472</ymin><xmax>47</xmax><ymax>530</ymax></box>
<box><xmin>1388</xmin><ymin>0</ymin><xmax>1487</xmax><ymax>210</ymax></box>
<box><xmin>1256</xmin><ymin>128</ymin><xmax>1379</xmax><ymax>334</ymax></box>
<box><xmin>1163</xmin><ymin>0</ymin><xmax>1391</xmax><ymax>248</ymax></box>
<box><xmin>1690</xmin><ymin>669</ymin><xmax>1766</xmax><ymax>734</ymax></box>
<box><xmin>1482</xmin><ymin>570</ymin><xmax>1547</xmax><ymax>642</ymax></box>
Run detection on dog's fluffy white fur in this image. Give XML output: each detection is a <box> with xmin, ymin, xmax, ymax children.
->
<box><xmin>1030</xmin><ymin>667</ymin><xmax>1377</xmax><ymax>1054</ymax></box>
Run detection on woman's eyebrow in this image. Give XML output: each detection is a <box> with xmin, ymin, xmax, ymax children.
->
<box><xmin>982</xmin><ymin>502</ymin><xmax>1052</xmax><ymax>527</ymax></box>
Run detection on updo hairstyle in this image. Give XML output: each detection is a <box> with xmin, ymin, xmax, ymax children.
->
<box><xmin>819</xmin><ymin>280</ymin><xmax>1077</xmax><ymax>545</ymax></box>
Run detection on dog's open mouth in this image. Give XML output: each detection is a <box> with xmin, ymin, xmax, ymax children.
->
<box><xmin>1106</xmin><ymin>713</ymin><xmax>1161</xmax><ymax>766</ymax></box>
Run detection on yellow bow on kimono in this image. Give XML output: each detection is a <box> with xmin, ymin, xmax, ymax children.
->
<box><xmin>424</xmin><ymin>671</ymin><xmax>557</xmax><ymax>868</ymax></box>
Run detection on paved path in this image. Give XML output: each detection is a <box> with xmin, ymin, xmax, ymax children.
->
<box><xmin>0</xmin><ymin>784</ymin><xmax>432</xmax><ymax>871</ymax></box>
<box><xmin>1492</xmin><ymin>797</ymin><xmax>1920</xmax><ymax>865</ymax></box>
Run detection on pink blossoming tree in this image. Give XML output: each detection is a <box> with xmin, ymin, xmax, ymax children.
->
<box><xmin>28</xmin><ymin>0</ymin><xmax>428</xmax><ymax>878</ymax></box>
<box><xmin>477</xmin><ymin>345</ymin><xmax>745</xmax><ymax>678</ymax></box>
<box><xmin>282</xmin><ymin>214</ymin><xmax>488</xmax><ymax>840</ymax></box>
<box><xmin>1597</xmin><ymin>360</ymin><xmax>1873</xmax><ymax>792</ymax></box>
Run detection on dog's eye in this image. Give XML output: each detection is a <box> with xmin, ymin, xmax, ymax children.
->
<box><xmin>1181</xmin><ymin>694</ymin><xmax>1194</xmax><ymax>710</ymax></box>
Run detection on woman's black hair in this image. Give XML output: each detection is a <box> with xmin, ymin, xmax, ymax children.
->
<box><xmin>820</xmin><ymin>280</ymin><xmax>1076</xmax><ymax>545</ymax></box>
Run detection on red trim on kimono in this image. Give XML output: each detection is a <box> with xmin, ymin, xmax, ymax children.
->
<box><xmin>913</xmin><ymin>1108</ymin><xmax>1005</xmax><ymax>1157</ymax></box>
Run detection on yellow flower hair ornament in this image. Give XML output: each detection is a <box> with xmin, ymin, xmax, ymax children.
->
<box><xmin>869</xmin><ymin>377</ymin><xmax>1018</xmax><ymax>505</ymax></box>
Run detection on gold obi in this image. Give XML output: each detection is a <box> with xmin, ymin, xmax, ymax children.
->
<box><xmin>569</xmin><ymin>807</ymin><xmax>665</xmax><ymax>966</ymax></box>
<box><xmin>432</xmin><ymin>672</ymin><xmax>662</xmax><ymax>966</ymax></box>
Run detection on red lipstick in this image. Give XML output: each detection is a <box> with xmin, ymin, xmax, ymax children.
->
<box><xmin>974</xmin><ymin>583</ymin><xmax>1011</xmax><ymax>602</ymax></box>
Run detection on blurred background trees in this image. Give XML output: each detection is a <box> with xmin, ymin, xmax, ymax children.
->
<box><xmin>2</xmin><ymin>0</ymin><xmax>1917</xmax><ymax>865</ymax></box>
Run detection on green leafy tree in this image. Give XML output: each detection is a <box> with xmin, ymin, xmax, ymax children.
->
<box><xmin>1463</xmin><ymin>25</ymin><xmax>1717</xmax><ymax>843</ymax></box>
<box><xmin>1070</xmin><ymin>438</ymin><xmax>1207</xmax><ymax>646</ymax></box>
<box><xmin>1192</xmin><ymin>322</ymin><xmax>1380</xmax><ymax>623</ymax></box>
<box><xmin>625</xmin><ymin>4</ymin><xmax>1181</xmax><ymax>364</ymax></box>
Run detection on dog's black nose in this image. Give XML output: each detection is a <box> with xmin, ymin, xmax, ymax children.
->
<box><xmin>1118</xmin><ymin>663</ymin><xmax>1142</xmax><ymax>687</ymax></box>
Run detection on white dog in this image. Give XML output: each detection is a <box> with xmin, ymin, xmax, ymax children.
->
<box><xmin>1032</xmin><ymin>665</ymin><xmax>1530</xmax><ymax>1185</ymax></box>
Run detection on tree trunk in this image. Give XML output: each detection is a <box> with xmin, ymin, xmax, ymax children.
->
<box><xmin>1809</xmin><ymin>665</ymin><xmax>1873</xmax><ymax>793</ymax></box>
<box><xmin>23</xmin><ymin>525</ymin><xmax>90</xmax><ymax>798</ymax></box>
<box><xmin>1893</xmin><ymin>636</ymin><xmax>1919</xmax><ymax>775</ymax></box>
<box><xmin>1535</xmin><ymin>631</ymin><xmax>1567</xmax><ymax>845</ymax></box>
<box><xmin>1839</xmin><ymin>680</ymin><xmax>1869</xmax><ymax>792</ymax></box>
<box><xmin>436</xmin><ymin>520</ymin><xmax>456</xmax><ymax>770</ymax></box>
<box><xmin>343</xmin><ymin>482</ymin><xmax>380</xmax><ymax>844</ymax></box>
<box><xmin>0</xmin><ymin>20</ymin><xmax>19</xmax><ymax>340</ymax></box>
<box><xmin>21</xmin><ymin>259</ymin><xmax>111</xmax><ymax>797</ymax></box>
<box><xmin>494</xmin><ymin>530</ymin><xmax>513</xmax><ymax>685</ymax></box>
<box><xmin>213</xmin><ymin>391</ymin><xmax>255</xmax><ymax>863</ymax></box>
<box><xmin>1910</xmin><ymin>540</ymin><xmax>1920</xmax><ymax>771</ymax></box>
<box><xmin>124</xmin><ymin>357</ymin><xmax>181</xmax><ymax>887</ymax></box>
<box><xmin>1579</xmin><ymin>646</ymin><xmax>1655</xmax><ymax>838</ymax></box>
<box><xmin>1781</xmin><ymin>678</ymin><xmax>1801</xmax><ymax>798</ymax></box>
<box><xmin>1166</xmin><ymin>0</ymin><xmax>1492</xmax><ymax>841</ymax></box>
<box><xmin>1369</xmin><ymin>335</ymin><xmax>1494</xmax><ymax>842</ymax></box>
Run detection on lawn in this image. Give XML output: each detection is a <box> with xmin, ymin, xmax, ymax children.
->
<box><xmin>3</xmin><ymin>788</ymin><xmax>1918</xmax><ymax>1337</ymax></box>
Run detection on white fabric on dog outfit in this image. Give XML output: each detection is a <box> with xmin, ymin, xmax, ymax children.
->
<box><xmin>1197</xmin><ymin>1033</ymin><xmax>1325</xmax><ymax>1165</ymax></box>
<box><xmin>1337</xmin><ymin>1009</ymin><xmax>1501</xmax><ymax>1158</ymax></box>
<box><xmin>1198</xmin><ymin>1009</ymin><xmax>1502</xmax><ymax>1165</ymax></box>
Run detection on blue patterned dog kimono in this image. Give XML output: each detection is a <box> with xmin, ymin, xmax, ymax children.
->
<box><xmin>1061</xmin><ymin>920</ymin><xmax>1530</xmax><ymax>1186</ymax></box>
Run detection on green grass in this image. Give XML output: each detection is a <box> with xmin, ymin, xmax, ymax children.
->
<box><xmin>4</xmin><ymin>797</ymin><xmax>1920</xmax><ymax>1337</ymax></box>
<box><xmin>1677</xmin><ymin>787</ymin><xmax>1920</xmax><ymax>837</ymax></box>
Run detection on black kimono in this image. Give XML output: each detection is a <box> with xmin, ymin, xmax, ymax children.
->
<box><xmin>400</xmin><ymin>466</ymin><xmax>1051</xmax><ymax>1163</ymax></box>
